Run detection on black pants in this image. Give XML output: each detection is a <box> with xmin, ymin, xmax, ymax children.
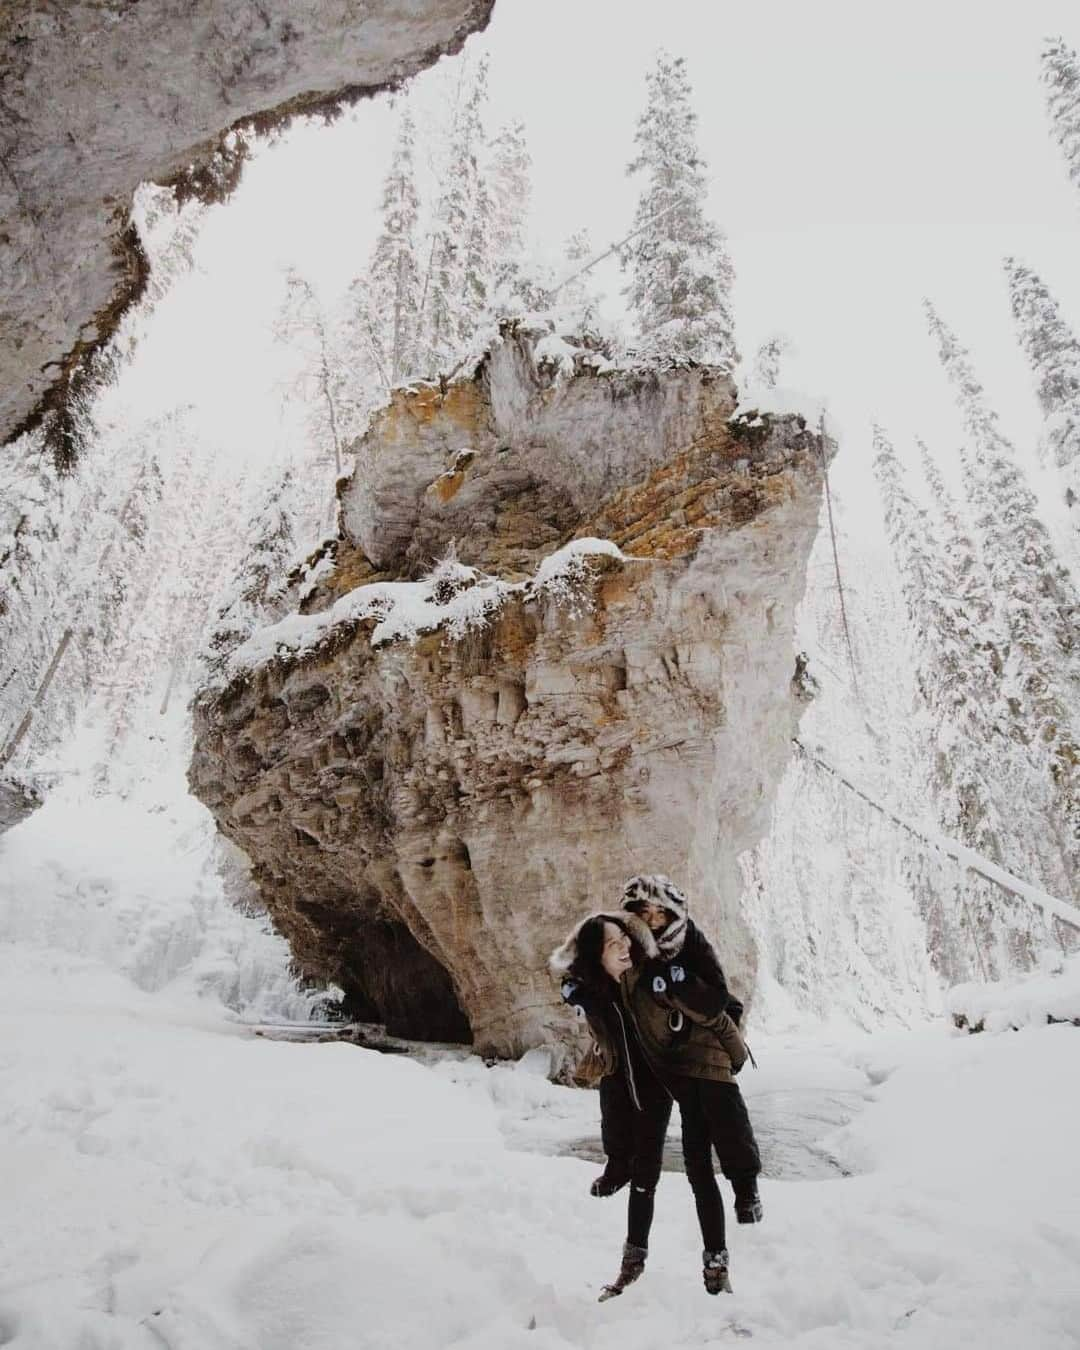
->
<box><xmin>673</xmin><ymin>1077</ymin><xmax>761</xmax><ymax>1253</ymax></box>
<box><xmin>599</xmin><ymin>1061</ymin><xmax>673</xmax><ymax>1249</ymax></box>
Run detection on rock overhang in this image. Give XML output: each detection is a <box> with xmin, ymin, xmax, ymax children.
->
<box><xmin>0</xmin><ymin>0</ymin><xmax>496</xmax><ymax>452</ymax></box>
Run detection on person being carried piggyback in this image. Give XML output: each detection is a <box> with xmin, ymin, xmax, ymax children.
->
<box><xmin>555</xmin><ymin>875</ymin><xmax>763</xmax><ymax>1297</ymax></box>
<box><xmin>603</xmin><ymin>876</ymin><xmax>761</xmax><ymax>1213</ymax></box>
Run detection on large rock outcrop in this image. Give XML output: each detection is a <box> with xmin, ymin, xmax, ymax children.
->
<box><xmin>190</xmin><ymin>327</ymin><xmax>831</xmax><ymax>1055</ymax></box>
<box><xmin>0</xmin><ymin>0</ymin><xmax>494</xmax><ymax>448</ymax></box>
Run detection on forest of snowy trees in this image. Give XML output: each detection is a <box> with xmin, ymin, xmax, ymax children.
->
<box><xmin>743</xmin><ymin>34</ymin><xmax>1080</xmax><ymax>1017</ymax></box>
<box><xmin>3</xmin><ymin>37</ymin><xmax>1080</xmax><ymax>1021</ymax></box>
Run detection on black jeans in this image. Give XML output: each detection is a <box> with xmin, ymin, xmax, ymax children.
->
<box><xmin>674</xmin><ymin>1077</ymin><xmax>761</xmax><ymax>1252</ymax></box>
<box><xmin>598</xmin><ymin>1055</ymin><xmax>673</xmax><ymax>1249</ymax></box>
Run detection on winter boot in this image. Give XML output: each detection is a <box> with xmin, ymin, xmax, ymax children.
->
<box><xmin>734</xmin><ymin>1187</ymin><xmax>763</xmax><ymax>1224</ymax></box>
<box><xmin>598</xmin><ymin>1242</ymin><xmax>648</xmax><ymax>1301</ymax></box>
<box><xmin>590</xmin><ymin>1165</ymin><xmax>631</xmax><ymax>1198</ymax></box>
<box><xmin>702</xmin><ymin>1248</ymin><xmax>732</xmax><ymax>1295</ymax></box>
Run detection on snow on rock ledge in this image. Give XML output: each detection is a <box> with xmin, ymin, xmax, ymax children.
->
<box><xmin>190</xmin><ymin>325</ymin><xmax>832</xmax><ymax>1056</ymax></box>
<box><xmin>225</xmin><ymin>539</ymin><xmax>626</xmax><ymax>675</ymax></box>
<box><xmin>949</xmin><ymin>954</ymin><xmax>1080</xmax><ymax>1032</ymax></box>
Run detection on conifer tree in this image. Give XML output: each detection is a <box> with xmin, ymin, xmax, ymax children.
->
<box><xmin>558</xmin><ymin>229</ymin><xmax>601</xmax><ymax>326</ymax></box>
<box><xmin>488</xmin><ymin>120</ymin><xmax>532</xmax><ymax>298</ymax></box>
<box><xmin>872</xmin><ymin>426</ymin><xmax>938</xmax><ymax>625</ymax></box>
<box><xmin>134</xmin><ymin>184</ymin><xmax>207</xmax><ymax>311</ymax></box>
<box><xmin>623</xmin><ymin>52</ymin><xmax>736</xmax><ymax>364</ymax></box>
<box><xmin>459</xmin><ymin>150</ymin><xmax>493</xmax><ymax>346</ymax></box>
<box><xmin>751</xmin><ymin>334</ymin><xmax>793</xmax><ymax>389</ymax></box>
<box><xmin>1004</xmin><ymin>257</ymin><xmax>1080</xmax><ymax>516</ymax></box>
<box><xmin>201</xmin><ymin>471</ymin><xmax>299</xmax><ymax>684</ymax></box>
<box><xmin>343</xmin><ymin>273</ymin><xmax>393</xmax><ymax>400</ymax></box>
<box><xmin>915</xmin><ymin>439</ymin><xmax>997</xmax><ymax>643</ymax></box>
<box><xmin>419</xmin><ymin>57</ymin><xmax>490</xmax><ymax>373</ymax></box>
<box><xmin>368</xmin><ymin>109</ymin><xmax>422</xmax><ymax>385</ymax></box>
<box><xmin>925</xmin><ymin>302</ymin><xmax>1077</xmax><ymax>662</ymax></box>
<box><xmin>873</xmin><ymin>429</ymin><xmax>1011</xmax><ymax>865</ymax></box>
<box><xmin>925</xmin><ymin>302</ymin><xmax>1080</xmax><ymax>896</ymax></box>
<box><xmin>276</xmin><ymin>270</ymin><xmax>376</xmax><ymax>474</ymax></box>
<box><xmin>1042</xmin><ymin>37</ymin><xmax>1080</xmax><ymax>196</ymax></box>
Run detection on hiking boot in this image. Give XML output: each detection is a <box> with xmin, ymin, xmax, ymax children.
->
<box><xmin>702</xmin><ymin>1248</ymin><xmax>732</xmax><ymax>1295</ymax></box>
<box><xmin>590</xmin><ymin>1166</ymin><xmax>631</xmax><ymax>1198</ymax></box>
<box><xmin>598</xmin><ymin>1242</ymin><xmax>648</xmax><ymax>1301</ymax></box>
<box><xmin>734</xmin><ymin>1188</ymin><xmax>763</xmax><ymax>1224</ymax></box>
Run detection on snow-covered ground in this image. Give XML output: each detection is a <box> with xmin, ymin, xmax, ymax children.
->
<box><xmin>3</xmin><ymin>797</ymin><xmax>1080</xmax><ymax>1349</ymax></box>
<box><xmin>4</xmin><ymin>655</ymin><xmax>1080</xmax><ymax>1348</ymax></box>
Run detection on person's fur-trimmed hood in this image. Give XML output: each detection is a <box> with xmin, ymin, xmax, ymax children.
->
<box><xmin>548</xmin><ymin>910</ymin><xmax>658</xmax><ymax>978</ymax></box>
<box><xmin>620</xmin><ymin>874</ymin><xmax>689</xmax><ymax>957</ymax></box>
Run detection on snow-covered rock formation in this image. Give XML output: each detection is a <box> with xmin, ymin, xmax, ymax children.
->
<box><xmin>190</xmin><ymin>325</ymin><xmax>831</xmax><ymax>1054</ymax></box>
<box><xmin>0</xmin><ymin>0</ymin><xmax>494</xmax><ymax>448</ymax></box>
<box><xmin>0</xmin><ymin>771</ymin><xmax>41</xmax><ymax>836</ymax></box>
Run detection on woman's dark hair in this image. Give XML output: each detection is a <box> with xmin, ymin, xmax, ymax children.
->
<box><xmin>568</xmin><ymin>913</ymin><xmax>641</xmax><ymax>989</ymax></box>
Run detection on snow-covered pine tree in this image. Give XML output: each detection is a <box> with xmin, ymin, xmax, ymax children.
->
<box><xmin>199</xmin><ymin>470</ymin><xmax>302</xmax><ymax>686</ymax></box>
<box><xmin>908</xmin><ymin>439</ymin><xmax>1071</xmax><ymax>949</ymax></box>
<box><xmin>418</xmin><ymin>56</ymin><xmax>490</xmax><ymax>374</ymax></box>
<box><xmin>751</xmin><ymin>334</ymin><xmax>793</xmax><ymax>390</ymax></box>
<box><xmin>555</xmin><ymin>229</ymin><xmax>603</xmax><ymax>328</ymax></box>
<box><xmin>872</xmin><ymin>428</ymin><xmax>1012</xmax><ymax>867</ymax></box>
<box><xmin>925</xmin><ymin>301</ymin><xmax>1080</xmax><ymax>899</ymax></box>
<box><xmin>275</xmin><ymin>269</ymin><xmax>371</xmax><ymax>476</ymax></box>
<box><xmin>563</xmin><ymin>229</ymin><xmax>592</xmax><ymax>272</ymax></box>
<box><xmin>915</xmin><ymin>439</ymin><xmax>998</xmax><ymax>647</ymax></box>
<box><xmin>925</xmin><ymin>302</ymin><xmax>1078</xmax><ymax>663</ymax></box>
<box><xmin>487</xmin><ymin>120</ymin><xmax>532</xmax><ymax>297</ymax></box>
<box><xmin>367</xmin><ymin>109</ymin><xmax>422</xmax><ymax>386</ymax></box>
<box><xmin>1005</xmin><ymin>257</ymin><xmax>1080</xmax><ymax>519</ymax></box>
<box><xmin>1042</xmin><ymin>37</ymin><xmax>1080</xmax><ymax>196</ymax></box>
<box><xmin>623</xmin><ymin>51</ymin><xmax>736</xmax><ymax>365</ymax></box>
<box><xmin>132</xmin><ymin>183</ymin><xmax>207</xmax><ymax>312</ymax></box>
<box><xmin>459</xmin><ymin>144</ymin><xmax>494</xmax><ymax>347</ymax></box>
<box><xmin>0</xmin><ymin>410</ymin><xmax>171</xmax><ymax>772</ymax></box>
<box><xmin>344</xmin><ymin>272</ymin><xmax>394</xmax><ymax>402</ymax></box>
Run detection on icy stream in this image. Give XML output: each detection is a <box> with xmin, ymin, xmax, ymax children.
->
<box><xmin>251</xmin><ymin>1024</ymin><xmax>866</xmax><ymax>1179</ymax></box>
<box><xmin>559</xmin><ymin>1085</ymin><xmax>862</xmax><ymax>1181</ymax></box>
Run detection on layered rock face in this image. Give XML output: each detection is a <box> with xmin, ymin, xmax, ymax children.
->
<box><xmin>190</xmin><ymin>329</ymin><xmax>830</xmax><ymax>1054</ymax></box>
<box><xmin>0</xmin><ymin>0</ymin><xmax>494</xmax><ymax>447</ymax></box>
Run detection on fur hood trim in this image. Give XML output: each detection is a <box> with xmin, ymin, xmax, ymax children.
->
<box><xmin>620</xmin><ymin>874</ymin><xmax>689</xmax><ymax>958</ymax></box>
<box><xmin>548</xmin><ymin>910</ymin><xmax>658</xmax><ymax>977</ymax></box>
<box><xmin>619</xmin><ymin>874</ymin><xmax>688</xmax><ymax>921</ymax></box>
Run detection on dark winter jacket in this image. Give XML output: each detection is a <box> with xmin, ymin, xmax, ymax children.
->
<box><xmin>551</xmin><ymin>912</ymin><xmax>748</xmax><ymax>1090</ymax></box>
<box><xmin>619</xmin><ymin>961</ymin><xmax>748</xmax><ymax>1085</ymax></box>
<box><xmin>668</xmin><ymin>920</ymin><xmax>745</xmax><ymax>1026</ymax></box>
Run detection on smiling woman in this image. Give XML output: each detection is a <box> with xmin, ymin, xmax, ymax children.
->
<box><xmin>600</xmin><ymin>921</ymin><xmax>633</xmax><ymax>980</ymax></box>
<box><xmin>551</xmin><ymin>900</ymin><xmax>764</xmax><ymax>1299</ymax></box>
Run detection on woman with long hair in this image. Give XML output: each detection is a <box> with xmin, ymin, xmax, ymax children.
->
<box><xmin>551</xmin><ymin>911</ymin><xmax>673</xmax><ymax>1300</ymax></box>
<box><xmin>551</xmin><ymin>899</ymin><xmax>760</xmax><ymax>1297</ymax></box>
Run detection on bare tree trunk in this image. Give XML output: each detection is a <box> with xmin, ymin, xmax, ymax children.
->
<box><xmin>0</xmin><ymin>628</ymin><xmax>73</xmax><ymax>768</ymax></box>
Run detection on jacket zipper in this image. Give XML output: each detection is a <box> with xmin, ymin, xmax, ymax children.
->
<box><xmin>612</xmin><ymin>1004</ymin><xmax>642</xmax><ymax>1111</ymax></box>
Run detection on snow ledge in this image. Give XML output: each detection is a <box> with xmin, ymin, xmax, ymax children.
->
<box><xmin>223</xmin><ymin>538</ymin><xmax>627</xmax><ymax>684</ymax></box>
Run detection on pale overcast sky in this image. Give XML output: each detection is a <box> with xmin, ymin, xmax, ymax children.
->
<box><xmin>106</xmin><ymin>0</ymin><xmax>1080</xmax><ymax>513</ymax></box>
